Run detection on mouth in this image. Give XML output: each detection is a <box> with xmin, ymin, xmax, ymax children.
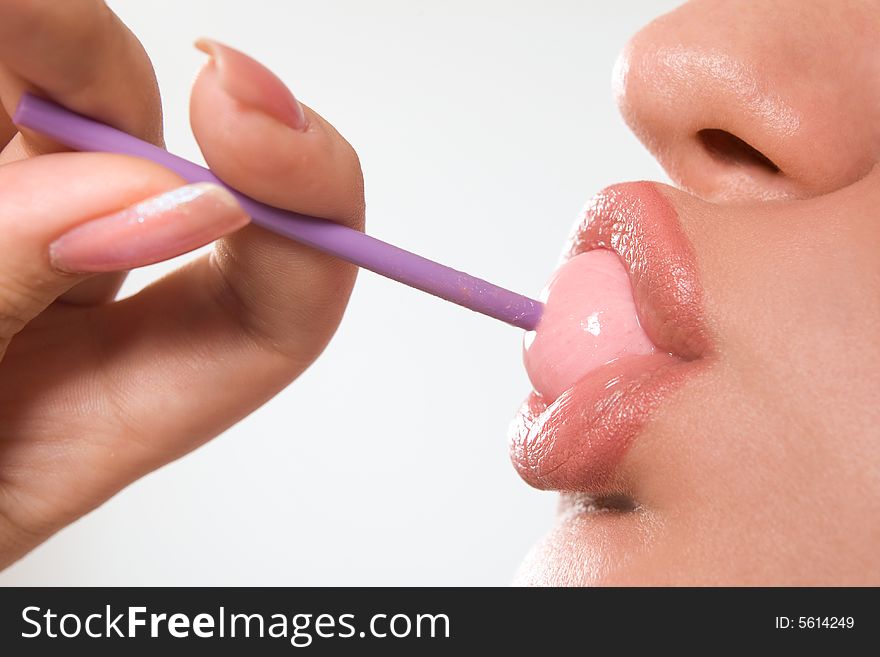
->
<box><xmin>509</xmin><ymin>181</ymin><xmax>708</xmax><ymax>493</ymax></box>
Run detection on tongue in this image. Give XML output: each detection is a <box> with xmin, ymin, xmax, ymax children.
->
<box><xmin>523</xmin><ymin>250</ymin><xmax>655</xmax><ymax>402</ymax></box>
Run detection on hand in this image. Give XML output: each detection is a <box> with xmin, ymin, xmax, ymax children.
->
<box><xmin>0</xmin><ymin>0</ymin><xmax>364</xmax><ymax>568</ymax></box>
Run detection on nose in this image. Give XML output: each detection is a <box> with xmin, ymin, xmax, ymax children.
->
<box><xmin>614</xmin><ymin>0</ymin><xmax>880</xmax><ymax>201</ymax></box>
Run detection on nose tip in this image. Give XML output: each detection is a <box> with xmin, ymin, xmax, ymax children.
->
<box><xmin>613</xmin><ymin>38</ymin><xmax>800</xmax><ymax>202</ymax></box>
<box><xmin>612</xmin><ymin>1</ymin><xmax>879</xmax><ymax>202</ymax></box>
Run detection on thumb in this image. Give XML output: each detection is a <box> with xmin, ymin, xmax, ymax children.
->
<box><xmin>187</xmin><ymin>39</ymin><xmax>365</xmax><ymax>365</ymax></box>
<box><xmin>0</xmin><ymin>152</ymin><xmax>248</xmax><ymax>352</ymax></box>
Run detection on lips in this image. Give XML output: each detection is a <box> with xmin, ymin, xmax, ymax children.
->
<box><xmin>509</xmin><ymin>181</ymin><xmax>708</xmax><ymax>491</ymax></box>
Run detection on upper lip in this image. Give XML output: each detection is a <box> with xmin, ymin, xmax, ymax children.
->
<box><xmin>509</xmin><ymin>181</ymin><xmax>709</xmax><ymax>493</ymax></box>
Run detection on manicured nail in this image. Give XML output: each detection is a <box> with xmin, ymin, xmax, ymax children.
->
<box><xmin>195</xmin><ymin>38</ymin><xmax>308</xmax><ymax>131</ymax></box>
<box><xmin>50</xmin><ymin>183</ymin><xmax>250</xmax><ymax>273</ymax></box>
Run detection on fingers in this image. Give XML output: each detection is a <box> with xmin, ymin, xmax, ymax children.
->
<box><xmin>0</xmin><ymin>0</ymin><xmax>163</xmax><ymax>158</ymax></box>
<box><xmin>0</xmin><ymin>0</ymin><xmax>166</xmax><ymax>306</ymax></box>
<box><xmin>186</xmin><ymin>39</ymin><xmax>364</xmax><ymax>357</ymax></box>
<box><xmin>0</xmin><ymin>42</ymin><xmax>365</xmax><ymax>551</ymax></box>
<box><xmin>191</xmin><ymin>40</ymin><xmax>364</xmax><ymax>221</ymax></box>
<box><xmin>188</xmin><ymin>38</ymin><xmax>364</xmax><ymax>359</ymax></box>
<box><xmin>57</xmin><ymin>42</ymin><xmax>365</xmax><ymax>490</ymax></box>
<box><xmin>0</xmin><ymin>152</ymin><xmax>249</xmax><ymax>355</ymax></box>
<box><xmin>0</xmin><ymin>151</ymin><xmax>247</xmax><ymax>558</ymax></box>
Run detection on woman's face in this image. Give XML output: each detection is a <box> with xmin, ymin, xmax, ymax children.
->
<box><xmin>511</xmin><ymin>0</ymin><xmax>880</xmax><ymax>585</ymax></box>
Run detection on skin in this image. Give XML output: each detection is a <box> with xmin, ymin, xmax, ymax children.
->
<box><xmin>514</xmin><ymin>0</ymin><xmax>880</xmax><ymax>585</ymax></box>
<box><xmin>0</xmin><ymin>0</ymin><xmax>363</xmax><ymax>568</ymax></box>
<box><xmin>0</xmin><ymin>0</ymin><xmax>876</xmax><ymax>586</ymax></box>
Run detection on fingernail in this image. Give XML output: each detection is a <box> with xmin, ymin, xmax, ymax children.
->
<box><xmin>50</xmin><ymin>183</ymin><xmax>250</xmax><ymax>273</ymax></box>
<box><xmin>195</xmin><ymin>38</ymin><xmax>308</xmax><ymax>131</ymax></box>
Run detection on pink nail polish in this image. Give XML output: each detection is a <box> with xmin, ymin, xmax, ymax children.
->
<box><xmin>195</xmin><ymin>38</ymin><xmax>308</xmax><ymax>131</ymax></box>
<box><xmin>50</xmin><ymin>183</ymin><xmax>250</xmax><ymax>273</ymax></box>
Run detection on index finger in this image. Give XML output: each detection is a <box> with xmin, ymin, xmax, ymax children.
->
<box><xmin>0</xmin><ymin>0</ymin><xmax>163</xmax><ymax>153</ymax></box>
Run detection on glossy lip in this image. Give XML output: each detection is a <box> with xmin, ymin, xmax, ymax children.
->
<box><xmin>509</xmin><ymin>181</ymin><xmax>709</xmax><ymax>492</ymax></box>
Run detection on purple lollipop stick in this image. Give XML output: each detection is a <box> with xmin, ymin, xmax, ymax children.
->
<box><xmin>13</xmin><ymin>93</ymin><xmax>543</xmax><ymax>331</ymax></box>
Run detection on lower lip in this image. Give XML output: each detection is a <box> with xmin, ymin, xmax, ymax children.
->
<box><xmin>510</xmin><ymin>352</ymin><xmax>697</xmax><ymax>491</ymax></box>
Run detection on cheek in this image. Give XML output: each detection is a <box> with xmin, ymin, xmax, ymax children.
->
<box><xmin>616</xmin><ymin>366</ymin><xmax>880</xmax><ymax>584</ymax></box>
<box><xmin>704</xmin><ymin>205</ymin><xmax>879</xmax><ymax>433</ymax></box>
<box><xmin>631</xmin><ymin>189</ymin><xmax>880</xmax><ymax>582</ymax></box>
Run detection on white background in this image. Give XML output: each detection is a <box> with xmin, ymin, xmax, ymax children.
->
<box><xmin>0</xmin><ymin>0</ymin><xmax>675</xmax><ymax>586</ymax></box>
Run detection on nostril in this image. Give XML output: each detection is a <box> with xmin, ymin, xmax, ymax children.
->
<box><xmin>697</xmin><ymin>129</ymin><xmax>781</xmax><ymax>174</ymax></box>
